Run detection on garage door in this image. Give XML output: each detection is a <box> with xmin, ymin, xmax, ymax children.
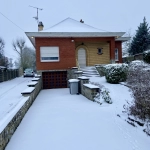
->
<box><xmin>42</xmin><ymin>71</ymin><xmax>67</xmax><ymax>89</ymax></box>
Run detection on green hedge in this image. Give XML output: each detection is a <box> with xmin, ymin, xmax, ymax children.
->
<box><xmin>105</xmin><ymin>64</ymin><xmax>128</xmax><ymax>84</ymax></box>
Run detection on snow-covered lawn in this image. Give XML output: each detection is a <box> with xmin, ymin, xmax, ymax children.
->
<box><xmin>5</xmin><ymin>77</ymin><xmax>150</xmax><ymax>150</ymax></box>
<box><xmin>0</xmin><ymin>77</ymin><xmax>33</xmax><ymax>122</ymax></box>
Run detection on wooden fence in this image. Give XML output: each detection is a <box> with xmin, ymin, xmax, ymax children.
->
<box><xmin>0</xmin><ymin>69</ymin><xmax>19</xmax><ymax>82</ymax></box>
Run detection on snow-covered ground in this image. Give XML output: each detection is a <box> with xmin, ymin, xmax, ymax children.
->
<box><xmin>0</xmin><ymin>77</ymin><xmax>33</xmax><ymax>124</ymax></box>
<box><xmin>5</xmin><ymin>77</ymin><xmax>150</xmax><ymax>150</ymax></box>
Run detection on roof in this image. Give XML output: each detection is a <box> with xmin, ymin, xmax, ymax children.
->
<box><xmin>0</xmin><ymin>66</ymin><xmax>6</xmax><ymax>70</ymax></box>
<box><xmin>25</xmin><ymin>17</ymin><xmax>127</xmax><ymax>46</ymax></box>
<box><xmin>42</xmin><ymin>18</ymin><xmax>104</xmax><ymax>32</ymax></box>
<box><xmin>115</xmin><ymin>37</ymin><xmax>130</xmax><ymax>42</ymax></box>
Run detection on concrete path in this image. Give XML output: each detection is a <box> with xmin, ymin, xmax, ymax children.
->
<box><xmin>5</xmin><ymin>88</ymin><xmax>150</xmax><ymax>150</ymax></box>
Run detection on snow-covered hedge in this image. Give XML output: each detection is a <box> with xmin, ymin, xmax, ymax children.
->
<box><xmin>105</xmin><ymin>63</ymin><xmax>128</xmax><ymax>84</ymax></box>
<box><xmin>128</xmin><ymin>60</ymin><xmax>149</xmax><ymax>70</ymax></box>
<box><xmin>143</xmin><ymin>50</ymin><xmax>150</xmax><ymax>64</ymax></box>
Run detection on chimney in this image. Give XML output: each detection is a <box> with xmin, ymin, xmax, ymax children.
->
<box><xmin>80</xmin><ymin>19</ymin><xmax>84</xmax><ymax>23</ymax></box>
<box><xmin>38</xmin><ymin>21</ymin><xmax>44</xmax><ymax>31</ymax></box>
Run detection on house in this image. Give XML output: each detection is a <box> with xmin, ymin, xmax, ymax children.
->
<box><xmin>25</xmin><ymin>18</ymin><xmax>129</xmax><ymax>89</ymax></box>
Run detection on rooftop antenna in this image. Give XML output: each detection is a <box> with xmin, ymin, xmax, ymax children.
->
<box><xmin>29</xmin><ymin>5</ymin><xmax>43</xmax><ymax>23</ymax></box>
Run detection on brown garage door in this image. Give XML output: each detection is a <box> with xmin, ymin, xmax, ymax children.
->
<box><xmin>42</xmin><ymin>71</ymin><xmax>67</xmax><ymax>89</ymax></box>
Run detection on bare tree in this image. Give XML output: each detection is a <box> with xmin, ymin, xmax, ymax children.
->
<box><xmin>0</xmin><ymin>37</ymin><xmax>5</xmax><ymax>55</ymax></box>
<box><xmin>0</xmin><ymin>37</ymin><xmax>8</xmax><ymax>67</ymax></box>
<box><xmin>22</xmin><ymin>47</ymin><xmax>36</xmax><ymax>70</ymax></box>
<box><xmin>12</xmin><ymin>38</ymin><xmax>26</xmax><ymax>69</ymax></box>
<box><xmin>12</xmin><ymin>37</ymin><xmax>36</xmax><ymax>70</ymax></box>
<box><xmin>122</xmin><ymin>29</ymin><xmax>133</xmax><ymax>56</ymax></box>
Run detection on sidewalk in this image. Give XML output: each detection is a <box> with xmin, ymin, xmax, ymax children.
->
<box><xmin>0</xmin><ymin>77</ymin><xmax>33</xmax><ymax>121</ymax></box>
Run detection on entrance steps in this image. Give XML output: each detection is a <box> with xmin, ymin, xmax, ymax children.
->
<box><xmin>79</xmin><ymin>66</ymin><xmax>100</xmax><ymax>77</ymax></box>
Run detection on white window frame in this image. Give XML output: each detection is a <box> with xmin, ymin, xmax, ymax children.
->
<box><xmin>97</xmin><ymin>48</ymin><xmax>103</xmax><ymax>54</ymax></box>
<box><xmin>40</xmin><ymin>46</ymin><xmax>59</xmax><ymax>62</ymax></box>
<box><xmin>115</xmin><ymin>48</ymin><xmax>119</xmax><ymax>61</ymax></box>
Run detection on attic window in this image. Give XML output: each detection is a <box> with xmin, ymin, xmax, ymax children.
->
<box><xmin>97</xmin><ymin>48</ymin><xmax>103</xmax><ymax>55</ymax></box>
<box><xmin>40</xmin><ymin>47</ymin><xmax>59</xmax><ymax>62</ymax></box>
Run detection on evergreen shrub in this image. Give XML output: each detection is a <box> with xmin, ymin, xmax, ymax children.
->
<box><xmin>105</xmin><ymin>64</ymin><xmax>128</xmax><ymax>84</ymax></box>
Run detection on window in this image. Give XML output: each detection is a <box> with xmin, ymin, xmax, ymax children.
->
<box><xmin>40</xmin><ymin>47</ymin><xmax>59</xmax><ymax>62</ymax></box>
<box><xmin>97</xmin><ymin>48</ymin><xmax>103</xmax><ymax>54</ymax></box>
<box><xmin>115</xmin><ymin>48</ymin><xmax>119</xmax><ymax>61</ymax></box>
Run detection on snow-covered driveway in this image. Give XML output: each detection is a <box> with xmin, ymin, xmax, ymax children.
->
<box><xmin>0</xmin><ymin>77</ymin><xmax>33</xmax><ymax>121</ymax></box>
<box><xmin>5</xmin><ymin>84</ymin><xmax>150</xmax><ymax>150</ymax></box>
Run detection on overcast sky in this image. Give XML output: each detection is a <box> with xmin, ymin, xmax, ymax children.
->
<box><xmin>0</xmin><ymin>0</ymin><xmax>150</xmax><ymax>61</ymax></box>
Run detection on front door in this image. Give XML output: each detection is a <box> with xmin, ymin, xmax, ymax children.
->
<box><xmin>78</xmin><ymin>48</ymin><xmax>86</xmax><ymax>67</ymax></box>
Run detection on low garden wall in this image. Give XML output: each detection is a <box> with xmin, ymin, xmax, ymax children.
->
<box><xmin>69</xmin><ymin>68</ymin><xmax>100</xmax><ymax>101</ymax></box>
<box><xmin>0</xmin><ymin>76</ymin><xmax>42</xmax><ymax>150</ymax></box>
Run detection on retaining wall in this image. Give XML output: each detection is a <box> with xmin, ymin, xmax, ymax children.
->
<box><xmin>0</xmin><ymin>77</ymin><xmax>42</xmax><ymax>150</ymax></box>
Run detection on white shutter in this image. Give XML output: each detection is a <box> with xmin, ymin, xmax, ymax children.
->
<box><xmin>40</xmin><ymin>47</ymin><xmax>59</xmax><ymax>62</ymax></box>
<box><xmin>78</xmin><ymin>48</ymin><xmax>86</xmax><ymax>67</ymax></box>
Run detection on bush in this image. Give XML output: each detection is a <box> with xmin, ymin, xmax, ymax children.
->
<box><xmin>105</xmin><ymin>63</ymin><xmax>128</xmax><ymax>84</ymax></box>
<box><xmin>127</xmin><ymin>60</ymin><xmax>149</xmax><ymax>86</ymax></box>
<box><xmin>143</xmin><ymin>50</ymin><xmax>150</xmax><ymax>64</ymax></box>
<box><xmin>90</xmin><ymin>82</ymin><xmax>112</xmax><ymax>104</ymax></box>
<box><xmin>101</xmin><ymin>88</ymin><xmax>112</xmax><ymax>104</ymax></box>
<box><xmin>126</xmin><ymin>60</ymin><xmax>150</xmax><ymax>135</ymax></box>
<box><xmin>126</xmin><ymin>61</ymin><xmax>150</xmax><ymax>119</ymax></box>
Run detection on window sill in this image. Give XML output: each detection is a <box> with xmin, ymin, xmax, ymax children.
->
<box><xmin>97</xmin><ymin>53</ymin><xmax>103</xmax><ymax>55</ymax></box>
<box><xmin>41</xmin><ymin>60</ymin><xmax>59</xmax><ymax>62</ymax></box>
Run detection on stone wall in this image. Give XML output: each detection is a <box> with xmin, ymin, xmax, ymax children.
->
<box><xmin>68</xmin><ymin>68</ymin><xmax>100</xmax><ymax>101</ymax></box>
<box><xmin>0</xmin><ymin>77</ymin><xmax>42</xmax><ymax>150</ymax></box>
<box><xmin>82</xmin><ymin>84</ymin><xmax>99</xmax><ymax>101</ymax></box>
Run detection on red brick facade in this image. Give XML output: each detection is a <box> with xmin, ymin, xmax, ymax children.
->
<box><xmin>35</xmin><ymin>37</ymin><xmax>123</xmax><ymax>71</ymax></box>
<box><xmin>35</xmin><ymin>38</ymin><xmax>76</xmax><ymax>70</ymax></box>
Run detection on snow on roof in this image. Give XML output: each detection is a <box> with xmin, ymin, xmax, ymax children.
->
<box><xmin>0</xmin><ymin>66</ymin><xmax>6</xmax><ymax>69</ymax></box>
<box><xmin>25</xmin><ymin>17</ymin><xmax>126</xmax><ymax>47</ymax></box>
<box><xmin>42</xmin><ymin>18</ymin><xmax>103</xmax><ymax>32</ymax></box>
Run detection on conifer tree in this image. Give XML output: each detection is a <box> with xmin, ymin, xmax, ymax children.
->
<box><xmin>129</xmin><ymin>17</ymin><xmax>150</xmax><ymax>55</ymax></box>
